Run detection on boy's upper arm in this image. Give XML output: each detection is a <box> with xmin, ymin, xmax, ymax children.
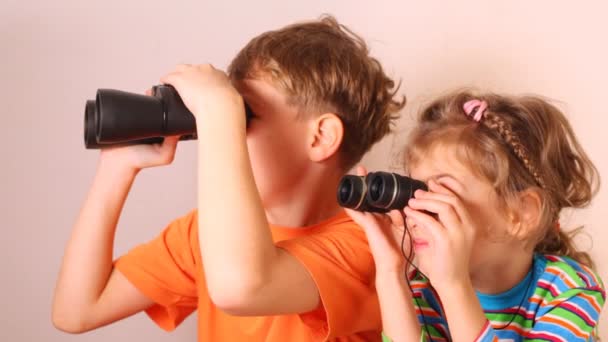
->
<box><xmin>113</xmin><ymin>211</ymin><xmax>199</xmax><ymax>331</ymax></box>
<box><xmin>84</xmin><ymin>268</ymin><xmax>155</xmax><ymax>330</ymax></box>
<box><xmin>275</xmin><ymin>225</ymin><xmax>381</xmax><ymax>339</ymax></box>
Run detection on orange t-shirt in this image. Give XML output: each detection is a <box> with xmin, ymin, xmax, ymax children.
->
<box><xmin>115</xmin><ymin>210</ymin><xmax>381</xmax><ymax>341</ymax></box>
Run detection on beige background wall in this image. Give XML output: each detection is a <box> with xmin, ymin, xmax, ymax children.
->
<box><xmin>1</xmin><ymin>0</ymin><xmax>606</xmax><ymax>340</ymax></box>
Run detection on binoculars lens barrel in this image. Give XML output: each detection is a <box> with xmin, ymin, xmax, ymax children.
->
<box><xmin>83</xmin><ymin>85</ymin><xmax>253</xmax><ymax>149</ymax></box>
<box><xmin>337</xmin><ymin>175</ymin><xmax>379</xmax><ymax>212</ymax></box>
<box><xmin>337</xmin><ymin>172</ymin><xmax>428</xmax><ymax>213</ymax></box>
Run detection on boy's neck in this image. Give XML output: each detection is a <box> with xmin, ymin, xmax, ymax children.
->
<box><xmin>264</xmin><ymin>167</ymin><xmax>344</xmax><ymax>228</ymax></box>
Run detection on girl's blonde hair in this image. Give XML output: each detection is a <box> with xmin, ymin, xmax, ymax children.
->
<box><xmin>404</xmin><ymin>90</ymin><xmax>600</xmax><ymax>268</ymax></box>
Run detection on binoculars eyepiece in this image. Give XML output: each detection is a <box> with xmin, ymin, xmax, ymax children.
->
<box><xmin>84</xmin><ymin>85</ymin><xmax>254</xmax><ymax>149</ymax></box>
<box><xmin>337</xmin><ymin>172</ymin><xmax>427</xmax><ymax>213</ymax></box>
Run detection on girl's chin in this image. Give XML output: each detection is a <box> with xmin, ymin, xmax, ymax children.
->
<box><xmin>412</xmin><ymin>255</ymin><xmax>428</xmax><ymax>275</ymax></box>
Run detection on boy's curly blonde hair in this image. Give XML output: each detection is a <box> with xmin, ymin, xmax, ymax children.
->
<box><xmin>228</xmin><ymin>15</ymin><xmax>405</xmax><ymax>170</ymax></box>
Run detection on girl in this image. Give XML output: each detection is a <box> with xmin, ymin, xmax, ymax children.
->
<box><xmin>347</xmin><ymin>90</ymin><xmax>605</xmax><ymax>341</ymax></box>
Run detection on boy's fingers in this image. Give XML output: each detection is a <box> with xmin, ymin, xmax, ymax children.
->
<box><xmin>175</xmin><ymin>63</ymin><xmax>192</xmax><ymax>71</ymax></box>
<box><xmin>160</xmin><ymin>71</ymin><xmax>180</xmax><ymax>86</ymax></box>
<box><xmin>164</xmin><ymin>135</ymin><xmax>180</xmax><ymax>144</ymax></box>
<box><xmin>161</xmin><ymin>136</ymin><xmax>180</xmax><ymax>153</ymax></box>
<box><xmin>145</xmin><ymin>88</ymin><xmax>153</xmax><ymax>96</ymax></box>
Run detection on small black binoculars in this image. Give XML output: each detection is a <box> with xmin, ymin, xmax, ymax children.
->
<box><xmin>337</xmin><ymin>172</ymin><xmax>427</xmax><ymax>213</ymax></box>
<box><xmin>83</xmin><ymin>84</ymin><xmax>253</xmax><ymax>149</ymax></box>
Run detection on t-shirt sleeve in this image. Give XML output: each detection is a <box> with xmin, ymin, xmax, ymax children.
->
<box><xmin>276</xmin><ymin>225</ymin><xmax>381</xmax><ymax>340</ymax></box>
<box><xmin>525</xmin><ymin>287</ymin><xmax>605</xmax><ymax>341</ymax></box>
<box><xmin>114</xmin><ymin>210</ymin><xmax>199</xmax><ymax>331</ymax></box>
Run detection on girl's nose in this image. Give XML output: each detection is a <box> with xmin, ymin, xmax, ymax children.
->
<box><xmin>405</xmin><ymin>217</ymin><xmax>418</xmax><ymax>230</ymax></box>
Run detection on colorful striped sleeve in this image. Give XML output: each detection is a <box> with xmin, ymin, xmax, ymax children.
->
<box><xmin>473</xmin><ymin>287</ymin><xmax>605</xmax><ymax>342</ymax></box>
<box><xmin>473</xmin><ymin>320</ymin><xmax>498</xmax><ymax>342</ymax></box>
<box><xmin>525</xmin><ymin>287</ymin><xmax>605</xmax><ymax>341</ymax></box>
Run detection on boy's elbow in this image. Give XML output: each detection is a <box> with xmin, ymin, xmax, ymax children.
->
<box><xmin>52</xmin><ymin>312</ymin><xmax>88</xmax><ymax>334</ymax></box>
<box><xmin>51</xmin><ymin>305</ymin><xmax>93</xmax><ymax>334</ymax></box>
<box><xmin>207</xmin><ymin>274</ymin><xmax>266</xmax><ymax>315</ymax></box>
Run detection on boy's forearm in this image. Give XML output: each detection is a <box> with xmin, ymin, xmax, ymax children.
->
<box><xmin>53</xmin><ymin>158</ymin><xmax>137</xmax><ymax>324</ymax></box>
<box><xmin>196</xmin><ymin>109</ymin><xmax>278</xmax><ymax>305</ymax></box>
<box><xmin>376</xmin><ymin>269</ymin><xmax>422</xmax><ymax>342</ymax></box>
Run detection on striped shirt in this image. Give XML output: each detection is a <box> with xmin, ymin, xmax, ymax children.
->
<box><xmin>383</xmin><ymin>254</ymin><xmax>605</xmax><ymax>341</ymax></box>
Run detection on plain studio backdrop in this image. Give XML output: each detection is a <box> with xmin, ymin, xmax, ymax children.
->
<box><xmin>1</xmin><ymin>0</ymin><xmax>606</xmax><ymax>340</ymax></box>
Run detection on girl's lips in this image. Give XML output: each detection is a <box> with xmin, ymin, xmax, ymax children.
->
<box><xmin>413</xmin><ymin>239</ymin><xmax>428</xmax><ymax>249</ymax></box>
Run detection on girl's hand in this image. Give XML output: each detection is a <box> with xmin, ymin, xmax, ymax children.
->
<box><xmin>160</xmin><ymin>64</ymin><xmax>244</xmax><ymax>125</ymax></box>
<box><xmin>345</xmin><ymin>166</ymin><xmax>411</xmax><ymax>274</ymax></box>
<box><xmin>403</xmin><ymin>179</ymin><xmax>475</xmax><ymax>290</ymax></box>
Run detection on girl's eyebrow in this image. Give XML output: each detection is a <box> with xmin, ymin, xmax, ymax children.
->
<box><xmin>426</xmin><ymin>173</ymin><xmax>465</xmax><ymax>190</ymax></box>
<box><xmin>425</xmin><ymin>173</ymin><xmax>454</xmax><ymax>182</ymax></box>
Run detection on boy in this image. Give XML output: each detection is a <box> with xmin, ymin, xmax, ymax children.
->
<box><xmin>52</xmin><ymin>16</ymin><xmax>405</xmax><ymax>341</ymax></box>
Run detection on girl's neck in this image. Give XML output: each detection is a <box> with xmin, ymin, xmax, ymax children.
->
<box><xmin>470</xmin><ymin>247</ymin><xmax>535</xmax><ymax>294</ymax></box>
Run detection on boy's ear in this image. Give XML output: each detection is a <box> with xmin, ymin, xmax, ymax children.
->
<box><xmin>509</xmin><ymin>189</ymin><xmax>543</xmax><ymax>239</ymax></box>
<box><xmin>308</xmin><ymin>113</ymin><xmax>344</xmax><ymax>162</ymax></box>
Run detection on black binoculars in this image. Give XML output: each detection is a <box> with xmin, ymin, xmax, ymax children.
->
<box><xmin>337</xmin><ymin>172</ymin><xmax>428</xmax><ymax>213</ymax></box>
<box><xmin>84</xmin><ymin>84</ymin><xmax>254</xmax><ymax>149</ymax></box>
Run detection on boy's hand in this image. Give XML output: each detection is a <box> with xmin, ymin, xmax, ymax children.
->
<box><xmin>99</xmin><ymin>136</ymin><xmax>179</xmax><ymax>172</ymax></box>
<box><xmin>160</xmin><ymin>64</ymin><xmax>244</xmax><ymax>126</ymax></box>
<box><xmin>345</xmin><ymin>166</ymin><xmax>411</xmax><ymax>274</ymax></box>
<box><xmin>99</xmin><ymin>89</ymin><xmax>180</xmax><ymax>172</ymax></box>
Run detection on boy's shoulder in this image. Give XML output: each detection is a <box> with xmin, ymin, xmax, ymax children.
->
<box><xmin>165</xmin><ymin>209</ymin><xmax>364</xmax><ymax>242</ymax></box>
<box><xmin>270</xmin><ymin>210</ymin><xmax>365</xmax><ymax>242</ymax></box>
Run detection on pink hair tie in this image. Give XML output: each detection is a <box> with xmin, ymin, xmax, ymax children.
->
<box><xmin>463</xmin><ymin>99</ymin><xmax>488</xmax><ymax>122</ymax></box>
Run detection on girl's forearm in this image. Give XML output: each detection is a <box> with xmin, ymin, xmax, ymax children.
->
<box><xmin>375</xmin><ymin>268</ymin><xmax>422</xmax><ymax>342</ymax></box>
<box><xmin>435</xmin><ymin>280</ymin><xmax>488</xmax><ymax>342</ymax></box>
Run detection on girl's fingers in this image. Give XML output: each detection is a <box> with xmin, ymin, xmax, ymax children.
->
<box><xmin>346</xmin><ymin>209</ymin><xmax>393</xmax><ymax>242</ymax></box>
<box><xmin>355</xmin><ymin>165</ymin><xmax>368</xmax><ymax>177</ymax></box>
<box><xmin>403</xmin><ymin>206</ymin><xmax>445</xmax><ymax>244</ymax></box>
<box><xmin>407</xmin><ymin>196</ymin><xmax>461</xmax><ymax>232</ymax></box>
<box><xmin>345</xmin><ymin>208</ymin><xmax>390</xmax><ymax>231</ymax></box>
<box><xmin>345</xmin><ymin>208</ymin><xmax>377</xmax><ymax>228</ymax></box>
<box><xmin>388</xmin><ymin>209</ymin><xmax>406</xmax><ymax>228</ymax></box>
<box><xmin>414</xmin><ymin>180</ymin><xmax>468</xmax><ymax>222</ymax></box>
<box><xmin>428</xmin><ymin>178</ymin><xmax>457</xmax><ymax>194</ymax></box>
